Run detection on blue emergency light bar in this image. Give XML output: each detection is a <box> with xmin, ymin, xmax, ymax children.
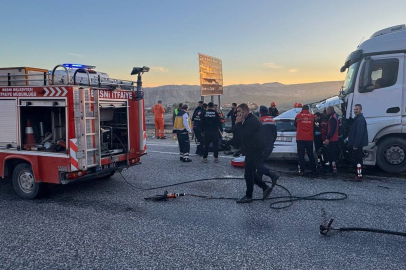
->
<box><xmin>63</xmin><ymin>63</ymin><xmax>96</xmax><ymax>69</ymax></box>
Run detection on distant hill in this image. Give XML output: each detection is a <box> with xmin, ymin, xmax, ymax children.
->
<box><xmin>143</xmin><ymin>81</ymin><xmax>344</xmax><ymax>111</ymax></box>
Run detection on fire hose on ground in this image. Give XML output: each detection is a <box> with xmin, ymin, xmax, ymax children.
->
<box><xmin>104</xmin><ymin>140</ymin><xmax>406</xmax><ymax>238</ymax></box>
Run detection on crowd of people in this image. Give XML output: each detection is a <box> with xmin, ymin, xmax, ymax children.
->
<box><xmin>152</xmin><ymin>99</ymin><xmax>368</xmax><ymax>202</ymax></box>
<box><xmin>295</xmin><ymin>104</ymin><xmax>368</xmax><ymax>181</ymax></box>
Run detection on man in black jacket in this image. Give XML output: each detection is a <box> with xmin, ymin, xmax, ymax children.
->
<box><xmin>192</xmin><ymin>101</ymin><xmax>204</xmax><ymax>155</ymax></box>
<box><xmin>234</xmin><ymin>103</ymin><xmax>277</xmax><ymax>203</ymax></box>
<box><xmin>201</xmin><ymin>102</ymin><xmax>222</xmax><ymax>163</ymax></box>
<box><xmin>348</xmin><ymin>104</ymin><xmax>368</xmax><ymax>181</ymax></box>
<box><xmin>227</xmin><ymin>103</ymin><xmax>238</xmax><ymax>127</ymax></box>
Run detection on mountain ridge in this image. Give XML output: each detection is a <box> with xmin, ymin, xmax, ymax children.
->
<box><xmin>143</xmin><ymin>80</ymin><xmax>344</xmax><ymax>110</ymax></box>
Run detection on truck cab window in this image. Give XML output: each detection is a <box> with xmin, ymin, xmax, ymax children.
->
<box><xmin>359</xmin><ymin>58</ymin><xmax>399</xmax><ymax>92</ymax></box>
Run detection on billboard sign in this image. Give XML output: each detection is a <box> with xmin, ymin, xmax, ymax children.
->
<box><xmin>198</xmin><ymin>53</ymin><xmax>223</xmax><ymax>96</ymax></box>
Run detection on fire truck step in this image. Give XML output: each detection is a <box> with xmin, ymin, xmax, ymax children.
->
<box><xmin>86</xmin><ymin>164</ymin><xmax>98</xmax><ymax>168</ymax></box>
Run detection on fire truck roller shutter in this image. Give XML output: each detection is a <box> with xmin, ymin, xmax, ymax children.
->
<box><xmin>0</xmin><ymin>99</ymin><xmax>18</xmax><ymax>147</ymax></box>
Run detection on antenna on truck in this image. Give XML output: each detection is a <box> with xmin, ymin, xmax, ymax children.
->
<box><xmin>357</xmin><ymin>36</ymin><xmax>365</xmax><ymax>48</ymax></box>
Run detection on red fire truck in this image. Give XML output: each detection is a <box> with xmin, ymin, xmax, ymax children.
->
<box><xmin>0</xmin><ymin>64</ymin><xmax>148</xmax><ymax>199</ymax></box>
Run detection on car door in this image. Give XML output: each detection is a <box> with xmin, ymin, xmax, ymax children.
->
<box><xmin>352</xmin><ymin>53</ymin><xmax>404</xmax><ymax>141</ymax></box>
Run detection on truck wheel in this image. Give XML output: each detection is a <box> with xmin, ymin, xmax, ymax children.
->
<box><xmin>376</xmin><ymin>137</ymin><xmax>406</xmax><ymax>173</ymax></box>
<box><xmin>12</xmin><ymin>163</ymin><xmax>43</xmax><ymax>199</ymax></box>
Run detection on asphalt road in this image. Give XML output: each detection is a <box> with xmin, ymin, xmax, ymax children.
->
<box><xmin>1</xmin><ymin>138</ymin><xmax>406</xmax><ymax>270</ymax></box>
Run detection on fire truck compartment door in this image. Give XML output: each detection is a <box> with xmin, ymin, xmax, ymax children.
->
<box><xmin>0</xmin><ymin>99</ymin><xmax>17</xmax><ymax>146</ymax></box>
<box><xmin>99</xmin><ymin>101</ymin><xmax>128</xmax><ymax>108</ymax></box>
<box><xmin>19</xmin><ymin>99</ymin><xmax>66</xmax><ymax>107</ymax></box>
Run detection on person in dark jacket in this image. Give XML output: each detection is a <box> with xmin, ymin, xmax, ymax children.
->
<box><xmin>258</xmin><ymin>106</ymin><xmax>280</xmax><ymax>181</ymax></box>
<box><xmin>348</xmin><ymin>104</ymin><xmax>368</xmax><ymax>181</ymax></box>
<box><xmin>201</xmin><ymin>102</ymin><xmax>222</xmax><ymax>163</ymax></box>
<box><xmin>192</xmin><ymin>101</ymin><xmax>203</xmax><ymax>117</ymax></box>
<box><xmin>234</xmin><ymin>103</ymin><xmax>278</xmax><ymax>204</ymax></box>
<box><xmin>192</xmin><ymin>101</ymin><xmax>204</xmax><ymax>155</ymax></box>
<box><xmin>268</xmin><ymin>101</ymin><xmax>279</xmax><ymax>117</ymax></box>
<box><xmin>259</xmin><ymin>106</ymin><xmax>277</xmax><ymax>158</ymax></box>
<box><xmin>227</xmin><ymin>103</ymin><xmax>238</xmax><ymax>127</ymax></box>
<box><xmin>324</xmin><ymin>106</ymin><xmax>339</xmax><ymax>175</ymax></box>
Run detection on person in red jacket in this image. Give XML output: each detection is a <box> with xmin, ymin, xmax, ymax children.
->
<box><xmin>324</xmin><ymin>106</ymin><xmax>339</xmax><ymax>175</ymax></box>
<box><xmin>152</xmin><ymin>100</ymin><xmax>166</xmax><ymax>139</ymax></box>
<box><xmin>295</xmin><ymin>105</ymin><xmax>317</xmax><ymax>176</ymax></box>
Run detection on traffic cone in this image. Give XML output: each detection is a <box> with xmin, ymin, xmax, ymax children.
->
<box><xmin>23</xmin><ymin>120</ymin><xmax>36</xmax><ymax>150</ymax></box>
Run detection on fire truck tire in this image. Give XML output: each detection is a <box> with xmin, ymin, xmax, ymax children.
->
<box><xmin>12</xmin><ymin>163</ymin><xmax>44</xmax><ymax>199</ymax></box>
<box><xmin>376</xmin><ymin>137</ymin><xmax>406</xmax><ymax>173</ymax></box>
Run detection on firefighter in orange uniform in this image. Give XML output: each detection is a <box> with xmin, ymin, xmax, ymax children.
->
<box><xmin>152</xmin><ymin>100</ymin><xmax>166</xmax><ymax>139</ymax></box>
<box><xmin>295</xmin><ymin>104</ymin><xmax>317</xmax><ymax>176</ymax></box>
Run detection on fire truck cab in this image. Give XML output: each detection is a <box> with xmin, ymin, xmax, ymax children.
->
<box><xmin>0</xmin><ymin>64</ymin><xmax>147</xmax><ymax>199</ymax></box>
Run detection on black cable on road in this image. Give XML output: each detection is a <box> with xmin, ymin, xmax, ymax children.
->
<box><xmin>320</xmin><ymin>219</ymin><xmax>406</xmax><ymax>238</ymax></box>
<box><xmin>119</xmin><ymin>173</ymin><xmax>347</xmax><ymax>209</ymax></box>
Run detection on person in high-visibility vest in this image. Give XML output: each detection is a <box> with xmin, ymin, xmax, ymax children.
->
<box><xmin>152</xmin><ymin>100</ymin><xmax>166</xmax><ymax>139</ymax></box>
<box><xmin>172</xmin><ymin>103</ymin><xmax>183</xmax><ymax>125</ymax></box>
<box><xmin>172</xmin><ymin>103</ymin><xmax>183</xmax><ymax>140</ymax></box>
<box><xmin>173</xmin><ymin>104</ymin><xmax>193</xmax><ymax>162</ymax></box>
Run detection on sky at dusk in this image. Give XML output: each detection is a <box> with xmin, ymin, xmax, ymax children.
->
<box><xmin>1</xmin><ymin>0</ymin><xmax>406</xmax><ymax>87</ymax></box>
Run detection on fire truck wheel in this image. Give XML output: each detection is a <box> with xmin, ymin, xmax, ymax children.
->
<box><xmin>376</xmin><ymin>137</ymin><xmax>406</xmax><ymax>173</ymax></box>
<box><xmin>12</xmin><ymin>163</ymin><xmax>44</xmax><ymax>199</ymax></box>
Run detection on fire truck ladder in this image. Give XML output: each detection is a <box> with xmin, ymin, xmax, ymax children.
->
<box><xmin>77</xmin><ymin>87</ymin><xmax>101</xmax><ymax>170</ymax></box>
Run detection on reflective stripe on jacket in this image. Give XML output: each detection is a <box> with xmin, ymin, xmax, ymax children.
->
<box><xmin>295</xmin><ymin>110</ymin><xmax>315</xmax><ymax>141</ymax></box>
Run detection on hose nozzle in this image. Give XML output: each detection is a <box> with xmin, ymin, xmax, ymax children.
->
<box><xmin>320</xmin><ymin>219</ymin><xmax>334</xmax><ymax>236</ymax></box>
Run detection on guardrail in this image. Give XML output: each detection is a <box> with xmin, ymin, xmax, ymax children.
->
<box><xmin>145</xmin><ymin>122</ymin><xmax>173</xmax><ymax>130</ymax></box>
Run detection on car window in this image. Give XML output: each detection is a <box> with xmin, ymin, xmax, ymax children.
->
<box><xmin>276</xmin><ymin>120</ymin><xmax>296</xmax><ymax>132</ymax></box>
